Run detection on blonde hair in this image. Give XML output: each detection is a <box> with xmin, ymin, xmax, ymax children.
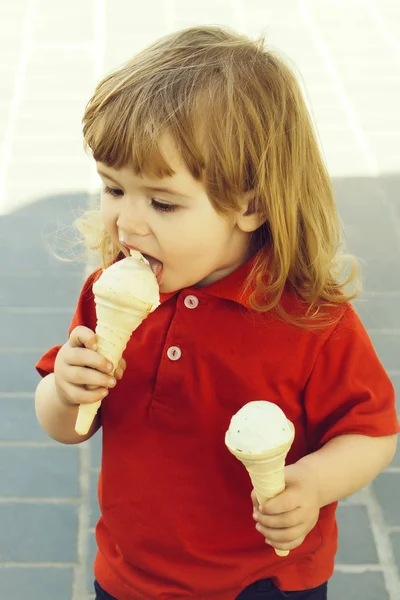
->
<box><xmin>80</xmin><ymin>25</ymin><xmax>360</xmax><ymax>328</ymax></box>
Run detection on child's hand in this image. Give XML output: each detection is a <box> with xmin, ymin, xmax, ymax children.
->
<box><xmin>251</xmin><ymin>462</ymin><xmax>320</xmax><ymax>553</ymax></box>
<box><xmin>54</xmin><ymin>326</ymin><xmax>126</xmax><ymax>407</ymax></box>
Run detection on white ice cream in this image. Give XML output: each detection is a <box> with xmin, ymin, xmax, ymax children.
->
<box><xmin>93</xmin><ymin>250</ymin><xmax>160</xmax><ymax>312</ymax></box>
<box><xmin>225</xmin><ymin>401</ymin><xmax>293</xmax><ymax>454</ymax></box>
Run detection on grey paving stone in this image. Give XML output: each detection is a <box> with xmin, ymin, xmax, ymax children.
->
<box><xmin>329</xmin><ymin>571</ymin><xmax>389</xmax><ymax>600</ymax></box>
<box><xmin>0</xmin><ymin>273</ymin><xmax>83</xmax><ymax>307</ymax></box>
<box><xmin>0</xmin><ymin>208</ymin><xmax>78</xmax><ymax>237</ymax></box>
<box><xmin>0</xmin><ymin>194</ymin><xmax>88</xmax><ymax>241</ymax></box>
<box><xmin>394</xmin><ymin>441</ymin><xmax>400</xmax><ymax>467</ymax></box>
<box><xmin>90</xmin><ymin>430</ymin><xmax>102</xmax><ymax>470</ymax></box>
<box><xmin>334</xmin><ymin>175</ymin><xmax>392</xmax><ymax>213</ymax></box>
<box><xmin>0</xmin><ymin>566</ymin><xmax>73</xmax><ymax>600</ymax></box>
<box><xmin>332</xmin><ymin>176</ymin><xmax>400</xmax><ymax>294</ymax></box>
<box><xmin>391</xmin><ymin>374</ymin><xmax>400</xmax><ymax>401</ymax></box>
<box><xmin>0</xmin><ymin>350</ymin><xmax>44</xmax><ymax>393</ymax></box>
<box><xmin>362</xmin><ymin>256</ymin><xmax>400</xmax><ymax>293</ymax></box>
<box><xmin>392</xmin><ymin>374</ymin><xmax>400</xmax><ymax>466</ymax></box>
<box><xmin>381</xmin><ymin>175</ymin><xmax>400</xmax><ymax>210</ymax></box>
<box><xmin>372</xmin><ymin>473</ymin><xmax>400</xmax><ymax>526</ymax></box>
<box><xmin>0</xmin><ymin>397</ymin><xmax>49</xmax><ymax>441</ymax></box>
<box><xmin>354</xmin><ymin>295</ymin><xmax>400</xmax><ymax>330</ymax></box>
<box><xmin>0</xmin><ymin>503</ymin><xmax>77</xmax><ymax>562</ymax></box>
<box><xmin>86</xmin><ymin>530</ymin><xmax>98</xmax><ymax>593</ymax></box>
<box><xmin>0</xmin><ymin>445</ymin><xmax>79</xmax><ymax>497</ymax></box>
<box><xmin>335</xmin><ymin>505</ymin><xmax>378</xmax><ymax>564</ymax></box>
<box><xmin>0</xmin><ymin>192</ymin><xmax>88</xmax><ymax>277</ymax></box>
<box><xmin>368</xmin><ymin>332</ymin><xmax>400</xmax><ymax>374</ymax></box>
<box><xmin>0</xmin><ymin>241</ymin><xmax>82</xmax><ymax>277</ymax></box>
<box><xmin>0</xmin><ymin>311</ymin><xmax>73</xmax><ymax>348</ymax></box>
<box><xmin>391</xmin><ymin>532</ymin><xmax>400</xmax><ymax>577</ymax></box>
<box><xmin>0</xmin><ymin>240</ymin><xmax>82</xmax><ymax>273</ymax></box>
<box><xmin>89</xmin><ymin>471</ymin><xmax>100</xmax><ymax>528</ymax></box>
<box><xmin>341</xmin><ymin>207</ymin><xmax>399</xmax><ymax>258</ymax></box>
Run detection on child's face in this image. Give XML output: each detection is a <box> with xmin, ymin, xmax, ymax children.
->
<box><xmin>97</xmin><ymin>136</ymin><xmax>254</xmax><ymax>293</ymax></box>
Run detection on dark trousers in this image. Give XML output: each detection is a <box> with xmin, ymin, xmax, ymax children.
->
<box><xmin>94</xmin><ymin>579</ymin><xmax>328</xmax><ymax>599</ymax></box>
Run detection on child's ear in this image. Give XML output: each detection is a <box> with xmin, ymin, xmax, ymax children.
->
<box><xmin>236</xmin><ymin>193</ymin><xmax>266</xmax><ymax>233</ymax></box>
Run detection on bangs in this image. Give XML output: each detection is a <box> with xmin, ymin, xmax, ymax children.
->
<box><xmin>82</xmin><ymin>67</ymin><xmax>206</xmax><ymax>181</ymax></box>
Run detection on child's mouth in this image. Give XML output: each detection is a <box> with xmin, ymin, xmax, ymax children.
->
<box><xmin>143</xmin><ymin>254</ymin><xmax>164</xmax><ymax>285</ymax></box>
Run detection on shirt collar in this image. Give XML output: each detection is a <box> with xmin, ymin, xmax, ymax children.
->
<box><xmin>159</xmin><ymin>255</ymin><xmax>258</xmax><ymax>309</ymax></box>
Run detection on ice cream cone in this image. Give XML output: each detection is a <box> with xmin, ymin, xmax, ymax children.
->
<box><xmin>74</xmin><ymin>251</ymin><xmax>159</xmax><ymax>436</ymax></box>
<box><xmin>74</xmin><ymin>298</ymin><xmax>153</xmax><ymax>435</ymax></box>
<box><xmin>226</xmin><ymin>421</ymin><xmax>295</xmax><ymax>557</ymax></box>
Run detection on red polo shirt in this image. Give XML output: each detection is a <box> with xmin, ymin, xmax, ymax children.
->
<box><xmin>36</xmin><ymin>257</ymin><xmax>399</xmax><ymax>600</ymax></box>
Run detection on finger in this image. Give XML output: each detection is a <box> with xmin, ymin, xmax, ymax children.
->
<box><xmin>68</xmin><ymin>366</ymin><xmax>117</xmax><ymax>390</ymax></box>
<box><xmin>255</xmin><ymin>521</ymin><xmax>306</xmax><ymax>544</ymax></box>
<box><xmin>68</xmin><ymin>326</ymin><xmax>97</xmax><ymax>350</ymax></box>
<box><xmin>64</xmin><ymin>382</ymin><xmax>109</xmax><ymax>406</ymax></box>
<box><xmin>114</xmin><ymin>366</ymin><xmax>124</xmax><ymax>381</ymax></box>
<box><xmin>261</xmin><ymin>489</ymin><xmax>301</xmax><ymax>515</ymax></box>
<box><xmin>64</xmin><ymin>347</ymin><xmax>114</xmax><ymax>375</ymax></box>
<box><xmin>253</xmin><ymin>506</ymin><xmax>304</xmax><ymax>529</ymax></box>
<box><xmin>265</xmin><ymin>534</ymin><xmax>306</xmax><ymax>552</ymax></box>
<box><xmin>251</xmin><ymin>490</ymin><xmax>259</xmax><ymax>511</ymax></box>
<box><xmin>118</xmin><ymin>357</ymin><xmax>127</xmax><ymax>371</ymax></box>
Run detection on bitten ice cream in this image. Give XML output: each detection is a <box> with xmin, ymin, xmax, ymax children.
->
<box><xmin>75</xmin><ymin>251</ymin><xmax>159</xmax><ymax>435</ymax></box>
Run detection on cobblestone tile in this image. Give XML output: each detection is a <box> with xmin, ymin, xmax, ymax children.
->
<box><xmin>0</xmin><ymin>311</ymin><xmax>74</xmax><ymax>349</ymax></box>
<box><xmin>354</xmin><ymin>295</ymin><xmax>400</xmax><ymax>330</ymax></box>
<box><xmin>0</xmin><ymin>446</ymin><xmax>79</xmax><ymax>497</ymax></box>
<box><xmin>0</xmin><ymin>242</ymin><xmax>81</xmax><ymax>272</ymax></box>
<box><xmin>0</xmin><ymin>273</ymin><xmax>83</xmax><ymax>308</ymax></box>
<box><xmin>368</xmin><ymin>333</ymin><xmax>400</xmax><ymax>374</ymax></box>
<box><xmin>0</xmin><ymin>566</ymin><xmax>73</xmax><ymax>600</ymax></box>
<box><xmin>90</xmin><ymin>430</ymin><xmax>102</xmax><ymax>470</ymax></box>
<box><xmin>0</xmin><ymin>397</ymin><xmax>48</xmax><ymax>441</ymax></box>
<box><xmin>391</xmin><ymin>533</ymin><xmax>400</xmax><ymax>577</ymax></box>
<box><xmin>0</xmin><ymin>351</ymin><xmax>43</xmax><ymax>393</ymax></box>
<box><xmin>336</xmin><ymin>505</ymin><xmax>379</xmax><ymax>564</ymax></box>
<box><xmin>89</xmin><ymin>471</ymin><xmax>100</xmax><ymax>529</ymax></box>
<box><xmin>329</xmin><ymin>571</ymin><xmax>389</xmax><ymax>600</ymax></box>
<box><xmin>372</xmin><ymin>473</ymin><xmax>400</xmax><ymax>526</ymax></box>
<box><xmin>86</xmin><ymin>530</ymin><xmax>97</xmax><ymax>594</ymax></box>
<box><xmin>0</xmin><ymin>503</ymin><xmax>77</xmax><ymax>562</ymax></box>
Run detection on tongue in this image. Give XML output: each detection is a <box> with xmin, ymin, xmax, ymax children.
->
<box><xmin>146</xmin><ymin>256</ymin><xmax>163</xmax><ymax>279</ymax></box>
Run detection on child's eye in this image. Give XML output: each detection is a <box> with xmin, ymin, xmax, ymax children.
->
<box><xmin>103</xmin><ymin>185</ymin><xmax>124</xmax><ymax>197</ymax></box>
<box><xmin>151</xmin><ymin>199</ymin><xmax>179</xmax><ymax>213</ymax></box>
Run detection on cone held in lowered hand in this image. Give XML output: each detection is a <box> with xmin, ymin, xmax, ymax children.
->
<box><xmin>225</xmin><ymin>400</ymin><xmax>295</xmax><ymax>557</ymax></box>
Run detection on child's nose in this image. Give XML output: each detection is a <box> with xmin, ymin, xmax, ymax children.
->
<box><xmin>117</xmin><ymin>203</ymin><xmax>150</xmax><ymax>237</ymax></box>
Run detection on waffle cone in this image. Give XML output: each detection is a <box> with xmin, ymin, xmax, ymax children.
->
<box><xmin>226</xmin><ymin>421</ymin><xmax>294</xmax><ymax>557</ymax></box>
<box><xmin>74</xmin><ymin>298</ymin><xmax>152</xmax><ymax>435</ymax></box>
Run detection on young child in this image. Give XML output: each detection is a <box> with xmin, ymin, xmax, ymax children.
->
<box><xmin>35</xmin><ymin>26</ymin><xmax>399</xmax><ymax>600</ymax></box>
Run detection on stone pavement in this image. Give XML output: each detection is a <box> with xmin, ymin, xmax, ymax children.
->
<box><xmin>0</xmin><ymin>1</ymin><xmax>399</xmax><ymax>599</ymax></box>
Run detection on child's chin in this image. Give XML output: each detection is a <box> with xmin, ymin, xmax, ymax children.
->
<box><xmin>158</xmin><ymin>277</ymin><xmax>183</xmax><ymax>295</ymax></box>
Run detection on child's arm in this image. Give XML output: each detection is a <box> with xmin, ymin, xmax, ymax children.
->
<box><xmin>35</xmin><ymin>326</ymin><xmax>124</xmax><ymax>445</ymax></box>
<box><xmin>35</xmin><ymin>372</ymin><xmax>101</xmax><ymax>444</ymax></box>
<box><xmin>252</xmin><ymin>433</ymin><xmax>397</xmax><ymax>552</ymax></box>
<box><xmin>296</xmin><ymin>433</ymin><xmax>397</xmax><ymax>507</ymax></box>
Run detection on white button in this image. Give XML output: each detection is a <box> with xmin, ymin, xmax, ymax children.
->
<box><xmin>167</xmin><ymin>346</ymin><xmax>182</xmax><ymax>361</ymax></box>
<box><xmin>184</xmin><ymin>295</ymin><xmax>199</xmax><ymax>309</ymax></box>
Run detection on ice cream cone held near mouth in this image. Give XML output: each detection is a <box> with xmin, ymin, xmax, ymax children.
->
<box><xmin>74</xmin><ymin>251</ymin><xmax>160</xmax><ymax>435</ymax></box>
<box><xmin>225</xmin><ymin>401</ymin><xmax>295</xmax><ymax>557</ymax></box>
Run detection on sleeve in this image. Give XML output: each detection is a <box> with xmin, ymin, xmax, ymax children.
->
<box><xmin>304</xmin><ymin>304</ymin><xmax>400</xmax><ymax>449</ymax></box>
<box><xmin>35</xmin><ymin>270</ymin><xmax>101</xmax><ymax>377</ymax></box>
